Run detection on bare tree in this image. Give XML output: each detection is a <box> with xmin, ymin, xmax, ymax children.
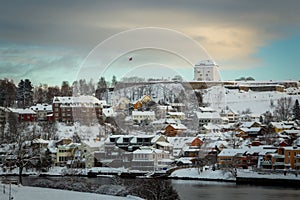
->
<box><xmin>274</xmin><ymin>97</ymin><xmax>293</xmax><ymax>121</ymax></box>
<box><xmin>3</xmin><ymin>115</ymin><xmax>39</xmax><ymax>184</ymax></box>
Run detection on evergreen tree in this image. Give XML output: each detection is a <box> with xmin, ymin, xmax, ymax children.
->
<box><xmin>95</xmin><ymin>77</ymin><xmax>107</xmax><ymax>100</ymax></box>
<box><xmin>60</xmin><ymin>81</ymin><xmax>72</xmax><ymax>96</ymax></box>
<box><xmin>16</xmin><ymin>79</ymin><xmax>33</xmax><ymax>108</ymax></box>
<box><xmin>0</xmin><ymin>79</ymin><xmax>16</xmax><ymax>107</ymax></box>
<box><xmin>46</xmin><ymin>86</ymin><xmax>61</xmax><ymax>103</ymax></box>
<box><xmin>111</xmin><ymin>75</ymin><xmax>117</xmax><ymax>87</ymax></box>
<box><xmin>293</xmin><ymin>99</ymin><xmax>300</xmax><ymax>120</ymax></box>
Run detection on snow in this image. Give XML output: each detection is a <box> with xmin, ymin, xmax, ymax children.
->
<box><xmin>170</xmin><ymin>168</ymin><xmax>235</xmax><ymax>181</ymax></box>
<box><xmin>237</xmin><ymin>169</ymin><xmax>300</xmax><ymax>180</ymax></box>
<box><xmin>0</xmin><ymin>184</ymin><xmax>139</xmax><ymax>200</ymax></box>
<box><xmin>30</xmin><ymin>104</ymin><xmax>52</xmax><ymax>111</ymax></box>
<box><xmin>204</xmin><ymin>86</ymin><xmax>300</xmax><ymax>115</ymax></box>
<box><xmin>8</xmin><ymin>108</ymin><xmax>36</xmax><ymax>114</ymax></box>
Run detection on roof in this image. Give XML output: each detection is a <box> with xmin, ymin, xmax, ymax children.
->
<box><xmin>195</xmin><ymin>111</ymin><xmax>221</xmax><ymax>119</ymax></box>
<box><xmin>166</xmin><ymin>123</ymin><xmax>187</xmax><ymax>130</ymax></box>
<box><xmin>218</xmin><ymin>148</ymin><xmax>245</xmax><ymax>157</ymax></box>
<box><xmin>156</xmin><ymin>141</ymin><xmax>173</xmax><ymax>147</ymax></box>
<box><xmin>9</xmin><ymin>108</ymin><xmax>36</xmax><ymax>114</ymax></box>
<box><xmin>132</xmin><ymin>111</ymin><xmax>155</xmax><ymax>116</ymax></box>
<box><xmin>30</xmin><ymin>104</ymin><xmax>52</xmax><ymax>112</ymax></box>
<box><xmin>195</xmin><ymin>59</ymin><xmax>217</xmax><ymax>66</ymax></box>
<box><xmin>167</xmin><ymin>112</ymin><xmax>185</xmax><ymax>116</ymax></box>
<box><xmin>199</xmin><ymin>107</ymin><xmax>216</xmax><ymax>113</ymax></box>
<box><xmin>167</xmin><ymin>137</ymin><xmax>198</xmax><ymax>149</ymax></box>
<box><xmin>53</xmin><ymin>96</ymin><xmax>102</xmax><ymax>105</ymax></box>
<box><xmin>239</xmin><ymin>127</ymin><xmax>261</xmax><ymax>133</ymax></box>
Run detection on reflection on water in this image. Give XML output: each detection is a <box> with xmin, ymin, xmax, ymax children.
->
<box><xmin>171</xmin><ymin>180</ymin><xmax>300</xmax><ymax>200</ymax></box>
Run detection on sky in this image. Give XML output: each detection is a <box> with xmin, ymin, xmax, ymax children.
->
<box><xmin>0</xmin><ymin>0</ymin><xmax>300</xmax><ymax>86</ymax></box>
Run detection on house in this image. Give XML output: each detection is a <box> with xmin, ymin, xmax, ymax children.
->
<box><xmin>259</xmin><ymin>146</ymin><xmax>300</xmax><ymax>170</ymax></box>
<box><xmin>151</xmin><ymin>118</ymin><xmax>180</xmax><ymax>130</ymax></box>
<box><xmin>196</xmin><ymin>111</ymin><xmax>223</xmax><ymax>127</ymax></box>
<box><xmin>80</xmin><ymin>140</ymin><xmax>104</xmax><ymax>168</ymax></box>
<box><xmin>221</xmin><ymin>109</ymin><xmax>239</xmax><ymax>123</ymax></box>
<box><xmin>164</xmin><ymin>124</ymin><xmax>187</xmax><ymax>137</ymax></box>
<box><xmin>52</xmin><ymin>96</ymin><xmax>102</xmax><ymax>124</ymax></box>
<box><xmin>167</xmin><ymin>137</ymin><xmax>202</xmax><ymax>158</ymax></box>
<box><xmin>56</xmin><ymin>143</ymin><xmax>81</xmax><ymax>167</ymax></box>
<box><xmin>30</xmin><ymin>104</ymin><xmax>53</xmax><ymax>121</ymax></box>
<box><xmin>269</xmin><ymin>122</ymin><xmax>294</xmax><ymax>133</ymax></box>
<box><xmin>133</xmin><ymin>95</ymin><xmax>152</xmax><ymax>110</ymax></box>
<box><xmin>236</xmin><ymin>127</ymin><xmax>264</xmax><ymax>139</ymax></box>
<box><xmin>217</xmin><ymin>148</ymin><xmax>246</xmax><ymax>168</ymax></box>
<box><xmin>131</xmin><ymin>147</ymin><xmax>172</xmax><ymax>171</ymax></box>
<box><xmin>8</xmin><ymin>108</ymin><xmax>37</xmax><ymax>122</ymax></box>
<box><xmin>167</xmin><ymin>112</ymin><xmax>185</xmax><ymax>120</ymax></box>
<box><xmin>132</xmin><ymin>110</ymin><xmax>155</xmax><ymax>124</ymax></box>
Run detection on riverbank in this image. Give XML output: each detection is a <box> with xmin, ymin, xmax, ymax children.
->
<box><xmin>0</xmin><ymin>183</ymin><xmax>142</xmax><ymax>200</ymax></box>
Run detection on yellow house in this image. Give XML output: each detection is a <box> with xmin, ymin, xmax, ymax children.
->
<box><xmin>56</xmin><ymin>143</ymin><xmax>80</xmax><ymax>167</ymax></box>
<box><xmin>270</xmin><ymin>122</ymin><xmax>293</xmax><ymax>133</ymax></box>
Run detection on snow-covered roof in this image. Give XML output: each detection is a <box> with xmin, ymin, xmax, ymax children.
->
<box><xmin>156</xmin><ymin>141</ymin><xmax>173</xmax><ymax>147</ymax></box>
<box><xmin>195</xmin><ymin>59</ymin><xmax>217</xmax><ymax>66</ymax></box>
<box><xmin>166</xmin><ymin>123</ymin><xmax>187</xmax><ymax>130</ymax></box>
<box><xmin>132</xmin><ymin>111</ymin><xmax>155</xmax><ymax>116</ymax></box>
<box><xmin>167</xmin><ymin>137</ymin><xmax>197</xmax><ymax>149</ymax></box>
<box><xmin>82</xmin><ymin>140</ymin><xmax>104</xmax><ymax>148</ymax></box>
<box><xmin>9</xmin><ymin>108</ymin><xmax>36</xmax><ymax>114</ymax></box>
<box><xmin>53</xmin><ymin>96</ymin><xmax>102</xmax><ymax>105</ymax></box>
<box><xmin>30</xmin><ymin>104</ymin><xmax>52</xmax><ymax>112</ymax></box>
<box><xmin>270</xmin><ymin>122</ymin><xmax>293</xmax><ymax>129</ymax></box>
<box><xmin>199</xmin><ymin>107</ymin><xmax>216</xmax><ymax>113</ymax></box>
<box><xmin>218</xmin><ymin>148</ymin><xmax>245</xmax><ymax>157</ymax></box>
<box><xmin>239</xmin><ymin>127</ymin><xmax>261</xmax><ymax>133</ymax></box>
<box><xmin>167</xmin><ymin>112</ymin><xmax>185</xmax><ymax>116</ymax></box>
<box><xmin>195</xmin><ymin>111</ymin><xmax>221</xmax><ymax>119</ymax></box>
<box><xmin>240</xmin><ymin>121</ymin><xmax>261</xmax><ymax>128</ymax></box>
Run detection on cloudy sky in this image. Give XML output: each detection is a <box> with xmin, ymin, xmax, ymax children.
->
<box><xmin>1</xmin><ymin>0</ymin><xmax>300</xmax><ymax>86</ymax></box>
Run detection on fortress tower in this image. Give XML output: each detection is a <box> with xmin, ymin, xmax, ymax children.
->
<box><xmin>194</xmin><ymin>60</ymin><xmax>220</xmax><ymax>81</ymax></box>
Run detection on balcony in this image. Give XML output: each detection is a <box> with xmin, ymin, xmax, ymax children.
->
<box><xmin>261</xmin><ymin>160</ymin><xmax>272</xmax><ymax>166</ymax></box>
<box><xmin>273</xmin><ymin>154</ymin><xmax>285</xmax><ymax>159</ymax></box>
<box><xmin>273</xmin><ymin>162</ymin><xmax>285</xmax><ymax>166</ymax></box>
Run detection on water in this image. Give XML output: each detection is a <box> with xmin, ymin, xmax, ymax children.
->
<box><xmin>6</xmin><ymin>176</ymin><xmax>300</xmax><ymax>200</ymax></box>
<box><xmin>172</xmin><ymin>180</ymin><xmax>300</xmax><ymax>200</ymax></box>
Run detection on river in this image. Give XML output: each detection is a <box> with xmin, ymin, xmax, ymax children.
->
<box><xmin>6</xmin><ymin>176</ymin><xmax>300</xmax><ymax>200</ymax></box>
<box><xmin>171</xmin><ymin>180</ymin><xmax>300</xmax><ymax>200</ymax></box>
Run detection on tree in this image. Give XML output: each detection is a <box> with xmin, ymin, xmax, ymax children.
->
<box><xmin>33</xmin><ymin>84</ymin><xmax>48</xmax><ymax>104</ymax></box>
<box><xmin>274</xmin><ymin>97</ymin><xmax>293</xmax><ymax>121</ymax></box>
<box><xmin>16</xmin><ymin>79</ymin><xmax>33</xmax><ymax>108</ymax></box>
<box><xmin>3</xmin><ymin>114</ymin><xmax>39</xmax><ymax>184</ymax></box>
<box><xmin>46</xmin><ymin>86</ymin><xmax>61</xmax><ymax>103</ymax></box>
<box><xmin>61</xmin><ymin>81</ymin><xmax>72</xmax><ymax>96</ymax></box>
<box><xmin>111</xmin><ymin>75</ymin><xmax>117</xmax><ymax>87</ymax></box>
<box><xmin>95</xmin><ymin>77</ymin><xmax>107</xmax><ymax>100</ymax></box>
<box><xmin>293</xmin><ymin>99</ymin><xmax>300</xmax><ymax>120</ymax></box>
<box><xmin>0</xmin><ymin>79</ymin><xmax>16</xmax><ymax>107</ymax></box>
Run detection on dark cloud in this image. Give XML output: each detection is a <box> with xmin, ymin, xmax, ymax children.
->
<box><xmin>1</xmin><ymin>0</ymin><xmax>300</xmax><ymax>84</ymax></box>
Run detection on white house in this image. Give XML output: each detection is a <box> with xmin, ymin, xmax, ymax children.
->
<box><xmin>132</xmin><ymin>110</ymin><xmax>155</xmax><ymax>124</ymax></box>
<box><xmin>194</xmin><ymin>59</ymin><xmax>220</xmax><ymax>81</ymax></box>
<box><xmin>131</xmin><ymin>147</ymin><xmax>172</xmax><ymax>171</ymax></box>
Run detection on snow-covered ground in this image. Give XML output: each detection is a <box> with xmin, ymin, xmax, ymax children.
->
<box><xmin>204</xmin><ymin>86</ymin><xmax>300</xmax><ymax>115</ymax></box>
<box><xmin>237</xmin><ymin>169</ymin><xmax>300</xmax><ymax>180</ymax></box>
<box><xmin>170</xmin><ymin>168</ymin><xmax>236</xmax><ymax>181</ymax></box>
<box><xmin>0</xmin><ymin>184</ymin><xmax>142</xmax><ymax>200</ymax></box>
